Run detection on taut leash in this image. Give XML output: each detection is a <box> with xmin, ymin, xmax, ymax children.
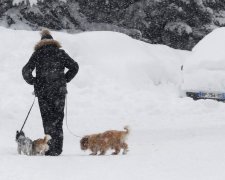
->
<box><xmin>20</xmin><ymin>96</ymin><xmax>36</xmax><ymax>132</ymax></box>
<box><xmin>65</xmin><ymin>95</ymin><xmax>82</xmax><ymax>138</ymax></box>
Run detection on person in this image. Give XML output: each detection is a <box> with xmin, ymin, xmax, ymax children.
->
<box><xmin>22</xmin><ymin>29</ymin><xmax>79</xmax><ymax>156</ymax></box>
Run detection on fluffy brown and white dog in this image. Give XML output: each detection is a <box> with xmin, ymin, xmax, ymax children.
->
<box><xmin>80</xmin><ymin>126</ymin><xmax>129</xmax><ymax>155</ymax></box>
<box><xmin>32</xmin><ymin>135</ymin><xmax>52</xmax><ymax>155</ymax></box>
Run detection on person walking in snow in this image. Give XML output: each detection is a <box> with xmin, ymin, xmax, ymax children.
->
<box><xmin>22</xmin><ymin>29</ymin><xmax>79</xmax><ymax>156</ymax></box>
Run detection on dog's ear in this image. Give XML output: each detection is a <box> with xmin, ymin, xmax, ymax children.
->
<box><xmin>16</xmin><ymin>130</ymin><xmax>25</xmax><ymax>141</ymax></box>
<box><xmin>16</xmin><ymin>131</ymin><xmax>20</xmax><ymax>141</ymax></box>
<box><xmin>20</xmin><ymin>131</ymin><xmax>25</xmax><ymax>136</ymax></box>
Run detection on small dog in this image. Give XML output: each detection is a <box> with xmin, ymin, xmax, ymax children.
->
<box><xmin>80</xmin><ymin>126</ymin><xmax>129</xmax><ymax>155</ymax></box>
<box><xmin>16</xmin><ymin>130</ymin><xmax>33</xmax><ymax>156</ymax></box>
<box><xmin>32</xmin><ymin>135</ymin><xmax>52</xmax><ymax>155</ymax></box>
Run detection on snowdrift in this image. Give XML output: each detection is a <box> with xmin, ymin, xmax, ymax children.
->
<box><xmin>68</xmin><ymin>31</ymin><xmax>187</xmax><ymax>88</ymax></box>
<box><xmin>182</xmin><ymin>27</ymin><xmax>225</xmax><ymax>92</ymax></box>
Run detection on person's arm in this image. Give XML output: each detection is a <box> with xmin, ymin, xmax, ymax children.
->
<box><xmin>62</xmin><ymin>50</ymin><xmax>79</xmax><ymax>83</ymax></box>
<box><xmin>22</xmin><ymin>53</ymin><xmax>36</xmax><ymax>85</ymax></box>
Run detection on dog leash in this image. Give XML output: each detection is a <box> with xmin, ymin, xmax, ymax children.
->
<box><xmin>20</xmin><ymin>96</ymin><xmax>36</xmax><ymax>132</ymax></box>
<box><xmin>65</xmin><ymin>95</ymin><xmax>82</xmax><ymax>138</ymax></box>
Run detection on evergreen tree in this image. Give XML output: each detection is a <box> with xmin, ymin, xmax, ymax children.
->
<box><xmin>0</xmin><ymin>0</ymin><xmax>13</xmax><ymax>16</ymax></box>
<box><xmin>0</xmin><ymin>0</ymin><xmax>225</xmax><ymax>50</ymax></box>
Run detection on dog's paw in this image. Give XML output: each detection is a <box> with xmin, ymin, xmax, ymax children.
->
<box><xmin>111</xmin><ymin>152</ymin><xmax>119</xmax><ymax>155</ymax></box>
<box><xmin>123</xmin><ymin>149</ymin><xmax>129</xmax><ymax>155</ymax></box>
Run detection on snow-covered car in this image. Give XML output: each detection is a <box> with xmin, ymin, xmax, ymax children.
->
<box><xmin>181</xmin><ymin>27</ymin><xmax>225</xmax><ymax>101</ymax></box>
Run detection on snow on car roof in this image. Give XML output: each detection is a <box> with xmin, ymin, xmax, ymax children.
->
<box><xmin>182</xmin><ymin>27</ymin><xmax>225</xmax><ymax>92</ymax></box>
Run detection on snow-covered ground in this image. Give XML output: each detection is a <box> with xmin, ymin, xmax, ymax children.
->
<box><xmin>1</xmin><ymin>27</ymin><xmax>225</xmax><ymax>180</ymax></box>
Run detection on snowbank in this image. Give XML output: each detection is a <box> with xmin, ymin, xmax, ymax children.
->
<box><xmin>56</xmin><ymin>31</ymin><xmax>188</xmax><ymax>89</ymax></box>
<box><xmin>182</xmin><ymin>27</ymin><xmax>225</xmax><ymax>92</ymax></box>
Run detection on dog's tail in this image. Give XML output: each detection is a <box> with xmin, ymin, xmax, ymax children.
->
<box><xmin>44</xmin><ymin>134</ymin><xmax>52</xmax><ymax>143</ymax></box>
<box><xmin>124</xmin><ymin>126</ymin><xmax>130</xmax><ymax>135</ymax></box>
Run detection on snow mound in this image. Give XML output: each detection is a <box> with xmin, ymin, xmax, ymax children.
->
<box><xmin>182</xmin><ymin>27</ymin><xmax>225</xmax><ymax>92</ymax></box>
<box><xmin>0</xmin><ymin>27</ymin><xmax>186</xmax><ymax>89</ymax></box>
<box><xmin>58</xmin><ymin>31</ymin><xmax>186</xmax><ymax>89</ymax></box>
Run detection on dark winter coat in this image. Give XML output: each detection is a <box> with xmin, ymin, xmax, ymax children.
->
<box><xmin>22</xmin><ymin>39</ymin><xmax>79</xmax><ymax>96</ymax></box>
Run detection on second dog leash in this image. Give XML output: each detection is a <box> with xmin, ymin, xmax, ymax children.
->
<box><xmin>20</xmin><ymin>96</ymin><xmax>36</xmax><ymax>132</ymax></box>
<box><xmin>65</xmin><ymin>95</ymin><xmax>82</xmax><ymax>138</ymax></box>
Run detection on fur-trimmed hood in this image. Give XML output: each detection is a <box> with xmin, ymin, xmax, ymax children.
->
<box><xmin>34</xmin><ymin>39</ymin><xmax>61</xmax><ymax>51</ymax></box>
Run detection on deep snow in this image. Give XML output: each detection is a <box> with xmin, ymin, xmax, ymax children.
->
<box><xmin>1</xmin><ymin>27</ymin><xmax>225</xmax><ymax>180</ymax></box>
<box><xmin>182</xmin><ymin>27</ymin><xmax>225</xmax><ymax>92</ymax></box>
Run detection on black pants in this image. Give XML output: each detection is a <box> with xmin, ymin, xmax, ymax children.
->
<box><xmin>38</xmin><ymin>93</ymin><xmax>66</xmax><ymax>156</ymax></box>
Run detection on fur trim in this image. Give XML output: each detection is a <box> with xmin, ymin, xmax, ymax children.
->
<box><xmin>41</xmin><ymin>29</ymin><xmax>51</xmax><ymax>37</ymax></box>
<box><xmin>34</xmin><ymin>39</ymin><xmax>61</xmax><ymax>51</ymax></box>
